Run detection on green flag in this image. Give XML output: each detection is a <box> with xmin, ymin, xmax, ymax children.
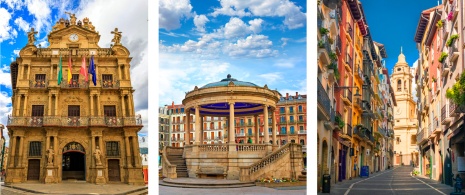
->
<box><xmin>57</xmin><ymin>56</ymin><xmax>63</xmax><ymax>85</ymax></box>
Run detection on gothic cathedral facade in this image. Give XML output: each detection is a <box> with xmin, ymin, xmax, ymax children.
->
<box><xmin>6</xmin><ymin>15</ymin><xmax>144</xmax><ymax>185</ymax></box>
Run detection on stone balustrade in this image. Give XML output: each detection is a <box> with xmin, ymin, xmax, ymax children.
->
<box><xmin>237</xmin><ymin>144</ymin><xmax>266</xmax><ymax>152</ymax></box>
<box><xmin>239</xmin><ymin>143</ymin><xmax>303</xmax><ymax>181</ymax></box>
<box><xmin>199</xmin><ymin>144</ymin><xmax>228</xmax><ymax>152</ymax></box>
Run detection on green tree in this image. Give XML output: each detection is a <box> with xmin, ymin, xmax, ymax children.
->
<box><xmin>446</xmin><ymin>73</ymin><xmax>465</xmax><ymax>105</ymax></box>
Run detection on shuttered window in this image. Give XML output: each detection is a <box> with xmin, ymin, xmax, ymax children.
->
<box><xmin>31</xmin><ymin>105</ymin><xmax>44</xmax><ymax>117</ymax></box>
<box><xmin>68</xmin><ymin>106</ymin><xmax>80</xmax><ymax>117</ymax></box>
<box><xmin>29</xmin><ymin>141</ymin><xmax>42</xmax><ymax>156</ymax></box>
<box><xmin>106</xmin><ymin>141</ymin><xmax>120</xmax><ymax>157</ymax></box>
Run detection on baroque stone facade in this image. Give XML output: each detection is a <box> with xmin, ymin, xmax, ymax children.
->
<box><xmin>6</xmin><ymin>15</ymin><xmax>144</xmax><ymax>185</ymax></box>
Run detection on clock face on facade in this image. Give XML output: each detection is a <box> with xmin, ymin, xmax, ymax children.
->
<box><xmin>69</xmin><ymin>34</ymin><xmax>79</xmax><ymax>42</ymax></box>
<box><xmin>396</xmin><ymin>108</ymin><xmax>402</xmax><ymax>115</ymax></box>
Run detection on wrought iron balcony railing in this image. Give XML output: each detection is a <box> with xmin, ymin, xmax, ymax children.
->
<box><xmin>101</xmin><ymin>80</ymin><xmax>120</xmax><ymax>89</ymax></box>
<box><xmin>7</xmin><ymin>116</ymin><xmax>143</xmax><ymax>127</ymax></box>
<box><xmin>60</xmin><ymin>80</ymin><xmax>88</xmax><ymax>89</ymax></box>
<box><xmin>30</xmin><ymin>80</ymin><xmax>48</xmax><ymax>89</ymax></box>
<box><xmin>317</xmin><ymin>79</ymin><xmax>331</xmax><ymax>117</ymax></box>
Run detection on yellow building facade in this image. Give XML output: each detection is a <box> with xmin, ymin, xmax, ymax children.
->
<box><xmin>6</xmin><ymin>15</ymin><xmax>144</xmax><ymax>185</ymax></box>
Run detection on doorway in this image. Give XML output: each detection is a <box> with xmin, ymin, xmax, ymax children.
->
<box><xmin>27</xmin><ymin>159</ymin><xmax>40</xmax><ymax>180</ymax></box>
<box><xmin>62</xmin><ymin>142</ymin><xmax>86</xmax><ymax>181</ymax></box>
<box><xmin>62</xmin><ymin>152</ymin><xmax>85</xmax><ymax>180</ymax></box>
<box><xmin>108</xmin><ymin>159</ymin><xmax>121</xmax><ymax>181</ymax></box>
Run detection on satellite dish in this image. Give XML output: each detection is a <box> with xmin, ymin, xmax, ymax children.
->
<box><xmin>323</xmin><ymin>0</ymin><xmax>340</xmax><ymax>10</ymax></box>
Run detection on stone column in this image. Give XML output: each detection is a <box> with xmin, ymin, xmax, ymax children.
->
<box><xmin>22</xmin><ymin>95</ymin><xmax>28</xmax><ymax>116</ymax></box>
<box><xmin>55</xmin><ymin>94</ymin><xmax>59</xmax><ymax>116</ymax></box>
<box><xmin>48</xmin><ymin>94</ymin><xmax>52</xmax><ymax>116</ymax></box>
<box><xmin>97</xmin><ymin>95</ymin><xmax>100</xmax><ymax>116</ymax></box>
<box><xmin>272</xmin><ymin>107</ymin><xmax>277</xmax><ymax>150</ymax></box>
<box><xmin>26</xmin><ymin>64</ymin><xmax>31</xmax><ymax>80</ymax></box>
<box><xmin>17</xmin><ymin>136</ymin><xmax>23</xmax><ymax>167</ymax></box>
<box><xmin>92</xmin><ymin>136</ymin><xmax>96</xmax><ymax>166</ymax></box>
<box><xmin>229</xmin><ymin>102</ymin><xmax>235</xmax><ymax>143</ymax></box>
<box><xmin>195</xmin><ymin>106</ymin><xmax>201</xmax><ymax>145</ymax></box>
<box><xmin>121</xmin><ymin>94</ymin><xmax>126</xmax><ymax>117</ymax></box>
<box><xmin>254</xmin><ymin>115</ymin><xmax>259</xmax><ymax>144</ymax></box>
<box><xmin>90</xmin><ymin>94</ymin><xmax>94</xmax><ymax>116</ymax></box>
<box><xmin>200</xmin><ymin>116</ymin><xmax>204</xmax><ymax>144</ymax></box>
<box><xmin>46</xmin><ymin>136</ymin><xmax>51</xmax><ymax>151</ymax></box>
<box><xmin>129</xmin><ymin>94</ymin><xmax>135</xmax><ymax>115</ymax></box>
<box><xmin>118</xmin><ymin>64</ymin><xmax>122</xmax><ymax>80</ymax></box>
<box><xmin>54</xmin><ymin>136</ymin><xmax>58</xmax><ymax>166</ymax></box>
<box><xmin>9</xmin><ymin>136</ymin><xmax>16</xmax><ymax>167</ymax></box>
<box><xmin>15</xmin><ymin>95</ymin><xmax>21</xmax><ymax>116</ymax></box>
<box><xmin>185</xmin><ymin>109</ymin><xmax>190</xmax><ymax>145</ymax></box>
<box><xmin>125</xmin><ymin>136</ymin><xmax>132</xmax><ymax>167</ymax></box>
<box><xmin>132</xmin><ymin>135</ymin><xmax>140</xmax><ymax>167</ymax></box>
<box><xmin>264</xmin><ymin>105</ymin><xmax>270</xmax><ymax>144</ymax></box>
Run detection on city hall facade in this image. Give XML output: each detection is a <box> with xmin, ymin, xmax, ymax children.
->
<box><xmin>6</xmin><ymin>15</ymin><xmax>144</xmax><ymax>185</ymax></box>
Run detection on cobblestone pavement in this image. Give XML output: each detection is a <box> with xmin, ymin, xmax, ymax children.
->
<box><xmin>159</xmin><ymin>185</ymin><xmax>307</xmax><ymax>195</ymax></box>
<box><xmin>318</xmin><ymin>166</ymin><xmax>455</xmax><ymax>195</ymax></box>
<box><xmin>0</xmin><ymin>181</ymin><xmax>147</xmax><ymax>195</ymax></box>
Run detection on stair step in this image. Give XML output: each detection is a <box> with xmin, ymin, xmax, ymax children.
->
<box><xmin>160</xmin><ymin>181</ymin><xmax>255</xmax><ymax>188</ymax></box>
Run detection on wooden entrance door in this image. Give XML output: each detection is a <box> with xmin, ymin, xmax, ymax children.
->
<box><xmin>27</xmin><ymin>159</ymin><xmax>40</xmax><ymax>180</ymax></box>
<box><xmin>108</xmin><ymin>159</ymin><xmax>120</xmax><ymax>181</ymax></box>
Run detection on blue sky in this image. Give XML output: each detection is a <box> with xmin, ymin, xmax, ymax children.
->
<box><xmin>0</xmin><ymin>0</ymin><xmax>149</xmax><ymax>146</ymax></box>
<box><xmin>159</xmin><ymin>0</ymin><xmax>307</xmax><ymax>106</ymax></box>
<box><xmin>359</xmin><ymin>0</ymin><xmax>440</xmax><ymax>74</ymax></box>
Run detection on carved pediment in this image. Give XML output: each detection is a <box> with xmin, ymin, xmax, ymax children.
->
<box><xmin>111</xmin><ymin>45</ymin><xmax>130</xmax><ymax>56</ymax></box>
<box><xmin>19</xmin><ymin>45</ymin><xmax>38</xmax><ymax>56</ymax></box>
<box><xmin>64</xmin><ymin>96</ymin><xmax>84</xmax><ymax>103</ymax></box>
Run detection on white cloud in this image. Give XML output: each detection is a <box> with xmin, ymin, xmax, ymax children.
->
<box><xmin>248</xmin><ymin>18</ymin><xmax>263</xmax><ymax>34</ymax></box>
<box><xmin>258</xmin><ymin>72</ymin><xmax>282</xmax><ymax>84</ymax></box>
<box><xmin>193</xmin><ymin>14</ymin><xmax>209</xmax><ymax>33</ymax></box>
<box><xmin>211</xmin><ymin>0</ymin><xmax>306</xmax><ymax>29</ymax></box>
<box><xmin>14</xmin><ymin>17</ymin><xmax>30</xmax><ymax>32</ymax></box>
<box><xmin>25</xmin><ymin>0</ymin><xmax>52</xmax><ymax>37</ymax></box>
<box><xmin>3</xmin><ymin>0</ymin><xmax>24</xmax><ymax>10</ymax></box>
<box><xmin>281</xmin><ymin>38</ymin><xmax>289</xmax><ymax>47</ymax></box>
<box><xmin>223</xmin><ymin>17</ymin><xmax>263</xmax><ymax>39</ymax></box>
<box><xmin>0</xmin><ymin>8</ymin><xmax>14</xmax><ymax>43</ymax></box>
<box><xmin>76</xmin><ymin>0</ymin><xmax>148</xmax><ymax>127</ymax></box>
<box><xmin>278</xmin><ymin>79</ymin><xmax>307</xmax><ymax>95</ymax></box>
<box><xmin>159</xmin><ymin>53</ymin><xmax>231</xmax><ymax>105</ymax></box>
<box><xmin>224</xmin><ymin>34</ymin><xmax>278</xmax><ymax>58</ymax></box>
<box><xmin>159</xmin><ymin>0</ymin><xmax>193</xmax><ymax>31</ymax></box>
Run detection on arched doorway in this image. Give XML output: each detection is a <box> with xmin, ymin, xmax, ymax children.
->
<box><xmin>322</xmin><ymin>140</ymin><xmax>328</xmax><ymax>175</ymax></box>
<box><xmin>62</xmin><ymin>142</ymin><xmax>86</xmax><ymax>180</ymax></box>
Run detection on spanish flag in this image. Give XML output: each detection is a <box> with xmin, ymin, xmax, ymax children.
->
<box><xmin>67</xmin><ymin>54</ymin><xmax>72</xmax><ymax>84</ymax></box>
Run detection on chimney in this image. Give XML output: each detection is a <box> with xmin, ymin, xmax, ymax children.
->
<box><xmin>172</xmin><ymin>101</ymin><xmax>174</xmax><ymax>107</ymax></box>
<box><xmin>296</xmin><ymin>92</ymin><xmax>298</xmax><ymax>97</ymax></box>
<box><xmin>286</xmin><ymin>93</ymin><xmax>289</xmax><ymax>99</ymax></box>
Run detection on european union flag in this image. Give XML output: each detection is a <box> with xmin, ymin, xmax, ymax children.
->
<box><xmin>88</xmin><ymin>55</ymin><xmax>96</xmax><ymax>86</ymax></box>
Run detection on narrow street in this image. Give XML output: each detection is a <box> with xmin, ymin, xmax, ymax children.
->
<box><xmin>321</xmin><ymin>166</ymin><xmax>455</xmax><ymax>195</ymax></box>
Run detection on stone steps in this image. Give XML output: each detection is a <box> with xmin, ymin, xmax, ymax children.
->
<box><xmin>159</xmin><ymin>180</ymin><xmax>256</xmax><ymax>188</ymax></box>
<box><xmin>125</xmin><ymin>187</ymin><xmax>149</xmax><ymax>195</ymax></box>
<box><xmin>167</xmin><ymin>154</ymin><xmax>188</xmax><ymax>178</ymax></box>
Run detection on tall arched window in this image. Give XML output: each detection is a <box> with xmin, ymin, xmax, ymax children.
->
<box><xmin>397</xmin><ymin>80</ymin><xmax>402</xmax><ymax>91</ymax></box>
<box><xmin>404</xmin><ymin>80</ymin><xmax>407</xmax><ymax>92</ymax></box>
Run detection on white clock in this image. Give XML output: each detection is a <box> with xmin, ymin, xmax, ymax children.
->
<box><xmin>69</xmin><ymin>33</ymin><xmax>79</xmax><ymax>42</ymax></box>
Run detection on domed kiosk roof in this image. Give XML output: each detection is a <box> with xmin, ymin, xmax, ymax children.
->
<box><xmin>201</xmin><ymin>74</ymin><xmax>258</xmax><ymax>89</ymax></box>
<box><xmin>183</xmin><ymin>74</ymin><xmax>281</xmax><ymax>117</ymax></box>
